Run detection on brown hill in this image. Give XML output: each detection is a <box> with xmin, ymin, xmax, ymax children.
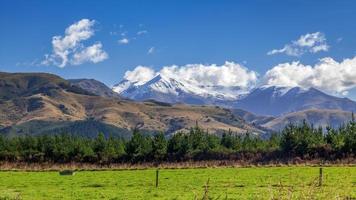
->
<box><xmin>261</xmin><ymin>108</ymin><xmax>353</xmax><ymax>131</ymax></box>
<box><xmin>231</xmin><ymin>109</ymin><xmax>275</xmax><ymax>126</ymax></box>
<box><xmin>0</xmin><ymin>72</ymin><xmax>262</xmax><ymax>136</ymax></box>
<box><xmin>69</xmin><ymin>78</ymin><xmax>122</xmax><ymax>98</ymax></box>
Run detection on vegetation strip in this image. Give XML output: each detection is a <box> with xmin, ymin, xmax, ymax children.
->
<box><xmin>0</xmin><ymin>119</ymin><xmax>355</xmax><ymax>165</ymax></box>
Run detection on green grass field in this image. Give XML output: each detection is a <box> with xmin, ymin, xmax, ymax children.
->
<box><xmin>0</xmin><ymin>166</ymin><xmax>355</xmax><ymax>199</ymax></box>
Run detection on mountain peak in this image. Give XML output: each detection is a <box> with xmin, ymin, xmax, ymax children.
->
<box><xmin>144</xmin><ymin>74</ymin><xmax>163</xmax><ymax>84</ymax></box>
<box><xmin>112</xmin><ymin>73</ymin><xmax>243</xmax><ymax>103</ymax></box>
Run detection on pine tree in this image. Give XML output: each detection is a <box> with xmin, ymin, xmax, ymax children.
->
<box><xmin>151</xmin><ymin>132</ymin><xmax>167</xmax><ymax>161</ymax></box>
<box><xmin>125</xmin><ymin>129</ymin><xmax>152</xmax><ymax>161</ymax></box>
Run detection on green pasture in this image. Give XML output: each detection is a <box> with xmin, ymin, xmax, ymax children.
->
<box><xmin>0</xmin><ymin>166</ymin><xmax>355</xmax><ymax>199</ymax></box>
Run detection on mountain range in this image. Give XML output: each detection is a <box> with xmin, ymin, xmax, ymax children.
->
<box><xmin>1</xmin><ymin>72</ymin><xmax>354</xmax><ymax>137</ymax></box>
<box><xmin>113</xmin><ymin>74</ymin><xmax>242</xmax><ymax>106</ymax></box>
<box><xmin>113</xmin><ymin>74</ymin><xmax>356</xmax><ymax>116</ymax></box>
<box><xmin>0</xmin><ymin>72</ymin><xmax>261</xmax><ymax>137</ymax></box>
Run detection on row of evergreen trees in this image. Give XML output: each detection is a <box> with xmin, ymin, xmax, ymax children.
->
<box><xmin>0</xmin><ymin>120</ymin><xmax>355</xmax><ymax>163</ymax></box>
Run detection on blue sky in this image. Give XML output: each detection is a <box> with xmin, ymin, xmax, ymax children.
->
<box><xmin>1</xmin><ymin>0</ymin><xmax>356</xmax><ymax>98</ymax></box>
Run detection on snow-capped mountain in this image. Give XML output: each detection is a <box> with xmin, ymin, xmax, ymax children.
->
<box><xmin>113</xmin><ymin>74</ymin><xmax>246</xmax><ymax>105</ymax></box>
<box><xmin>234</xmin><ymin>86</ymin><xmax>356</xmax><ymax>116</ymax></box>
<box><xmin>113</xmin><ymin>76</ymin><xmax>356</xmax><ymax>116</ymax></box>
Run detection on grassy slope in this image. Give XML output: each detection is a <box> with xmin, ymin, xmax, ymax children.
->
<box><xmin>0</xmin><ymin>167</ymin><xmax>354</xmax><ymax>199</ymax></box>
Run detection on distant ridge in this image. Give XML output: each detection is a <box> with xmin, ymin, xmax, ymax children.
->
<box><xmin>234</xmin><ymin>86</ymin><xmax>356</xmax><ymax>116</ymax></box>
<box><xmin>261</xmin><ymin>109</ymin><xmax>353</xmax><ymax>131</ymax></box>
<box><xmin>69</xmin><ymin>78</ymin><xmax>121</xmax><ymax>98</ymax></box>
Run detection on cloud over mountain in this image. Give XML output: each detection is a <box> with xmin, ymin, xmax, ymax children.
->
<box><xmin>124</xmin><ymin>65</ymin><xmax>156</xmax><ymax>85</ymax></box>
<box><xmin>122</xmin><ymin>62</ymin><xmax>258</xmax><ymax>91</ymax></box>
<box><xmin>120</xmin><ymin>55</ymin><xmax>356</xmax><ymax>97</ymax></box>
<box><xmin>42</xmin><ymin>19</ymin><xmax>108</xmax><ymax>67</ymax></box>
<box><xmin>263</xmin><ymin>56</ymin><xmax>356</xmax><ymax>95</ymax></box>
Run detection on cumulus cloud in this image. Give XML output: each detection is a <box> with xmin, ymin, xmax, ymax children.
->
<box><xmin>162</xmin><ymin>62</ymin><xmax>258</xmax><ymax>89</ymax></box>
<box><xmin>267</xmin><ymin>32</ymin><xmax>329</xmax><ymax>56</ymax></box>
<box><xmin>123</xmin><ymin>66</ymin><xmax>157</xmax><ymax>85</ymax></box>
<box><xmin>263</xmin><ymin>57</ymin><xmax>356</xmax><ymax>95</ymax></box>
<box><xmin>118</xmin><ymin>38</ymin><xmax>129</xmax><ymax>44</ymax></box>
<box><xmin>71</xmin><ymin>43</ymin><xmax>108</xmax><ymax>65</ymax></box>
<box><xmin>42</xmin><ymin>19</ymin><xmax>108</xmax><ymax>67</ymax></box>
<box><xmin>124</xmin><ymin>62</ymin><xmax>258</xmax><ymax>90</ymax></box>
<box><xmin>121</xmin><ymin>56</ymin><xmax>356</xmax><ymax>96</ymax></box>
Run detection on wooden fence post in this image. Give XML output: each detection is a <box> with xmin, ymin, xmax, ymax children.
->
<box><xmin>203</xmin><ymin>178</ymin><xmax>210</xmax><ymax>200</ymax></box>
<box><xmin>155</xmin><ymin>169</ymin><xmax>159</xmax><ymax>188</ymax></box>
<box><xmin>318</xmin><ymin>167</ymin><xmax>323</xmax><ymax>187</ymax></box>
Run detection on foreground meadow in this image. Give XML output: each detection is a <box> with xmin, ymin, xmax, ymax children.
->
<box><xmin>0</xmin><ymin>166</ymin><xmax>355</xmax><ymax>199</ymax></box>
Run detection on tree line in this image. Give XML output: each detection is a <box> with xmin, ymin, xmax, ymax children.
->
<box><xmin>0</xmin><ymin>119</ymin><xmax>355</xmax><ymax>163</ymax></box>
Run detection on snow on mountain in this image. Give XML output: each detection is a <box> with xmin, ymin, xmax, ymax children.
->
<box><xmin>113</xmin><ymin>74</ymin><xmax>246</xmax><ymax>104</ymax></box>
<box><xmin>113</xmin><ymin>75</ymin><xmax>356</xmax><ymax>116</ymax></box>
<box><xmin>234</xmin><ymin>85</ymin><xmax>356</xmax><ymax>116</ymax></box>
<box><xmin>258</xmin><ymin>85</ymin><xmax>301</xmax><ymax>97</ymax></box>
<box><xmin>112</xmin><ymin>79</ymin><xmax>135</xmax><ymax>94</ymax></box>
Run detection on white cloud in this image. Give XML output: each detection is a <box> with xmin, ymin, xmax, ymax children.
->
<box><xmin>42</xmin><ymin>19</ymin><xmax>108</xmax><ymax>67</ymax></box>
<box><xmin>124</xmin><ymin>62</ymin><xmax>258</xmax><ymax>90</ymax></box>
<box><xmin>263</xmin><ymin>62</ymin><xmax>314</xmax><ymax>87</ymax></box>
<box><xmin>16</xmin><ymin>59</ymin><xmax>40</xmax><ymax>67</ymax></box>
<box><xmin>295</xmin><ymin>32</ymin><xmax>325</xmax><ymax>47</ymax></box>
<box><xmin>124</xmin><ymin>65</ymin><xmax>156</xmax><ymax>85</ymax></box>
<box><xmin>71</xmin><ymin>43</ymin><xmax>108</xmax><ymax>65</ymax></box>
<box><xmin>268</xmin><ymin>32</ymin><xmax>329</xmax><ymax>56</ymax></box>
<box><xmin>263</xmin><ymin>56</ymin><xmax>356</xmax><ymax>95</ymax></box>
<box><xmin>162</xmin><ymin>62</ymin><xmax>258</xmax><ymax>89</ymax></box>
<box><xmin>267</xmin><ymin>45</ymin><xmax>302</xmax><ymax>56</ymax></box>
<box><xmin>122</xmin><ymin>57</ymin><xmax>356</xmax><ymax>96</ymax></box>
<box><xmin>137</xmin><ymin>30</ymin><xmax>148</xmax><ymax>35</ymax></box>
<box><xmin>147</xmin><ymin>47</ymin><xmax>155</xmax><ymax>54</ymax></box>
<box><xmin>118</xmin><ymin>38</ymin><xmax>129</xmax><ymax>44</ymax></box>
<box><xmin>310</xmin><ymin>44</ymin><xmax>329</xmax><ymax>53</ymax></box>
